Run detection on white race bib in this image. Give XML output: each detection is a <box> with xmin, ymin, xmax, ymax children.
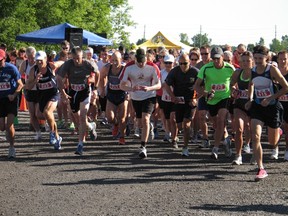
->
<box><xmin>71</xmin><ymin>84</ymin><xmax>85</xmax><ymax>91</ymax></box>
<box><xmin>0</xmin><ymin>82</ymin><xmax>11</xmax><ymax>90</ymax></box>
<box><xmin>211</xmin><ymin>83</ymin><xmax>226</xmax><ymax>92</ymax></box>
<box><xmin>38</xmin><ymin>81</ymin><xmax>53</xmax><ymax>90</ymax></box>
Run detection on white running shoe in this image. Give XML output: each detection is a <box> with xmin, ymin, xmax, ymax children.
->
<box><xmin>243</xmin><ymin>144</ymin><xmax>251</xmax><ymax>154</ymax></box>
<box><xmin>34</xmin><ymin>132</ymin><xmax>42</xmax><ymax>141</ymax></box>
<box><xmin>232</xmin><ymin>155</ymin><xmax>243</xmax><ymax>165</ymax></box>
<box><xmin>211</xmin><ymin>147</ymin><xmax>218</xmax><ymax>160</ymax></box>
<box><xmin>270</xmin><ymin>146</ymin><xmax>279</xmax><ymax>160</ymax></box>
<box><xmin>139</xmin><ymin>146</ymin><xmax>147</xmax><ymax>158</ymax></box>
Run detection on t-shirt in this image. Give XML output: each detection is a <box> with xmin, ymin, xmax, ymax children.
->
<box><xmin>165</xmin><ymin>65</ymin><xmax>199</xmax><ymax>102</ymax></box>
<box><xmin>0</xmin><ymin>62</ymin><xmax>21</xmax><ymax>98</ymax></box>
<box><xmin>58</xmin><ymin>59</ymin><xmax>98</xmax><ymax>85</ymax></box>
<box><xmin>161</xmin><ymin>69</ymin><xmax>173</xmax><ymax>102</ymax></box>
<box><xmin>198</xmin><ymin>62</ymin><xmax>235</xmax><ymax>105</ymax></box>
<box><xmin>119</xmin><ymin>61</ymin><xmax>160</xmax><ymax>101</ymax></box>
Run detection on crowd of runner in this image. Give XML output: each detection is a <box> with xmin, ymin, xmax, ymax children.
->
<box><xmin>0</xmin><ymin>41</ymin><xmax>288</xmax><ymax>181</ymax></box>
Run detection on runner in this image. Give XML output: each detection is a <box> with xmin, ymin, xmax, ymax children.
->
<box><xmin>119</xmin><ymin>48</ymin><xmax>161</xmax><ymax>158</ymax></box>
<box><xmin>99</xmin><ymin>51</ymin><xmax>128</xmax><ymax>144</ymax></box>
<box><xmin>230</xmin><ymin>51</ymin><xmax>253</xmax><ymax>165</ymax></box>
<box><xmin>163</xmin><ymin>53</ymin><xmax>199</xmax><ymax>156</ymax></box>
<box><xmin>26</xmin><ymin>51</ymin><xmax>62</xmax><ymax>150</ymax></box>
<box><xmin>57</xmin><ymin>47</ymin><xmax>99</xmax><ymax>155</ymax></box>
<box><xmin>195</xmin><ymin>46</ymin><xmax>235</xmax><ymax>160</ymax></box>
<box><xmin>245</xmin><ymin>45</ymin><xmax>288</xmax><ymax>181</ymax></box>
<box><xmin>0</xmin><ymin>49</ymin><xmax>24</xmax><ymax>158</ymax></box>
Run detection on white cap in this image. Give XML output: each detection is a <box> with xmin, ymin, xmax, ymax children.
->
<box><xmin>35</xmin><ymin>51</ymin><xmax>47</xmax><ymax>60</ymax></box>
<box><xmin>164</xmin><ymin>54</ymin><xmax>175</xmax><ymax>63</ymax></box>
<box><xmin>85</xmin><ymin>47</ymin><xmax>94</xmax><ymax>55</ymax></box>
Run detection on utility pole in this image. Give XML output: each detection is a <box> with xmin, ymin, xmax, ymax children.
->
<box><xmin>144</xmin><ymin>25</ymin><xmax>146</xmax><ymax>40</ymax></box>
<box><xmin>200</xmin><ymin>25</ymin><xmax>202</xmax><ymax>48</ymax></box>
<box><xmin>275</xmin><ymin>25</ymin><xmax>277</xmax><ymax>40</ymax></box>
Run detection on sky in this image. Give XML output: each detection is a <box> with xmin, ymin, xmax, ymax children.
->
<box><xmin>126</xmin><ymin>0</ymin><xmax>288</xmax><ymax>48</ymax></box>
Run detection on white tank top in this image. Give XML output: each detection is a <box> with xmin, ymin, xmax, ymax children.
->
<box><xmin>25</xmin><ymin>61</ymin><xmax>37</xmax><ymax>90</ymax></box>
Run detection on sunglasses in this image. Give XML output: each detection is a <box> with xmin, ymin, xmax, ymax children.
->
<box><xmin>62</xmin><ymin>47</ymin><xmax>69</xmax><ymax>50</ymax></box>
<box><xmin>212</xmin><ymin>57</ymin><xmax>220</xmax><ymax>60</ymax></box>
<box><xmin>201</xmin><ymin>53</ymin><xmax>209</xmax><ymax>55</ymax></box>
<box><xmin>158</xmin><ymin>55</ymin><xmax>165</xmax><ymax>59</ymax></box>
<box><xmin>164</xmin><ymin>62</ymin><xmax>173</xmax><ymax>64</ymax></box>
<box><xmin>179</xmin><ymin>62</ymin><xmax>188</xmax><ymax>66</ymax></box>
<box><xmin>190</xmin><ymin>59</ymin><xmax>198</xmax><ymax>61</ymax></box>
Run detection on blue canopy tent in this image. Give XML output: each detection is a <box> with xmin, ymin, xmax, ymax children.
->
<box><xmin>16</xmin><ymin>22</ymin><xmax>112</xmax><ymax>46</ymax></box>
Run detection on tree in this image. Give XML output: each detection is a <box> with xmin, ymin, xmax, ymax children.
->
<box><xmin>179</xmin><ymin>33</ymin><xmax>190</xmax><ymax>46</ymax></box>
<box><xmin>269</xmin><ymin>38</ymin><xmax>282</xmax><ymax>52</ymax></box>
<box><xmin>191</xmin><ymin>33</ymin><xmax>211</xmax><ymax>48</ymax></box>
<box><xmin>0</xmin><ymin>0</ymin><xmax>135</xmax><ymax>50</ymax></box>
<box><xmin>256</xmin><ymin>37</ymin><xmax>265</xmax><ymax>46</ymax></box>
<box><xmin>280</xmin><ymin>35</ymin><xmax>288</xmax><ymax>51</ymax></box>
<box><xmin>247</xmin><ymin>43</ymin><xmax>255</xmax><ymax>52</ymax></box>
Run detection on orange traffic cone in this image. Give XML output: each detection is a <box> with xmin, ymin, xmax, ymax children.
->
<box><xmin>19</xmin><ymin>93</ymin><xmax>28</xmax><ymax>111</ymax></box>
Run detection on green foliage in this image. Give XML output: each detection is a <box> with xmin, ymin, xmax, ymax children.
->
<box><xmin>269</xmin><ymin>38</ymin><xmax>282</xmax><ymax>52</ymax></box>
<box><xmin>0</xmin><ymin>0</ymin><xmax>135</xmax><ymax>51</ymax></box>
<box><xmin>247</xmin><ymin>43</ymin><xmax>255</xmax><ymax>52</ymax></box>
<box><xmin>179</xmin><ymin>33</ymin><xmax>190</xmax><ymax>46</ymax></box>
<box><xmin>191</xmin><ymin>33</ymin><xmax>212</xmax><ymax>48</ymax></box>
<box><xmin>256</xmin><ymin>37</ymin><xmax>265</xmax><ymax>46</ymax></box>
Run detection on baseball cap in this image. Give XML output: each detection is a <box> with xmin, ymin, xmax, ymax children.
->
<box><xmin>211</xmin><ymin>46</ymin><xmax>223</xmax><ymax>59</ymax></box>
<box><xmin>0</xmin><ymin>49</ymin><xmax>6</xmax><ymax>60</ymax></box>
<box><xmin>35</xmin><ymin>51</ymin><xmax>47</xmax><ymax>60</ymax></box>
<box><xmin>135</xmin><ymin>48</ymin><xmax>146</xmax><ymax>63</ymax></box>
<box><xmin>164</xmin><ymin>54</ymin><xmax>175</xmax><ymax>63</ymax></box>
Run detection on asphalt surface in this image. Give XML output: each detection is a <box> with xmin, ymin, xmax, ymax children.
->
<box><xmin>0</xmin><ymin>111</ymin><xmax>287</xmax><ymax>216</ymax></box>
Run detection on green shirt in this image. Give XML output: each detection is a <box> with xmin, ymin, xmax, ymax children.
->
<box><xmin>198</xmin><ymin>62</ymin><xmax>235</xmax><ymax>105</ymax></box>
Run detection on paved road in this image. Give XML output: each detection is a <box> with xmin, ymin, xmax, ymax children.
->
<box><xmin>0</xmin><ymin>111</ymin><xmax>287</xmax><ymax>216</ymax></box>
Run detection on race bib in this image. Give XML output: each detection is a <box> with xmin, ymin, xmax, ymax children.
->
<box><xmin>0</xmin><ymin>82</ymin><xmax>11</xmax><ymax>90</ymax></box>
<box><xmin>162</xmin><ymin>94</ymin><xmax>172</xmax><ymax>102</ymax></box>
<box><xmin>239</xmin><ymin>90</ymin><xmax>248</xmax><ymax>99</ymax></box>
<box><xmin>279</xmin><ymin>94</ymin><xmax>288</xmax><ymax>102</ymax></box>
<box><xmin>211</xmin><ymin>83</ymin><xmax>226</xmax><ymax>92</ymax></box>
<box><xmin>255</xmin><ymin>88</ymin><xmax>272</xmax><ymax>99</ymax></box>
<box><xmin>71</xmin><ymin>84</ymin><xmax>85</xmax><ymax>91</ymax></box>
<box><xmin>38</xmin><ymin>81</ymin><xmax>53</xmax><ymax>90</ymax></box>
<box><xmin>176</xmin><ymin>96</ymin><xmax>185</xmax><ymax>104</ymax></box>
<box><xmin>109</xmin><ymin>83</ymin><xmax>120</xmax><ymax>90</ymax></box>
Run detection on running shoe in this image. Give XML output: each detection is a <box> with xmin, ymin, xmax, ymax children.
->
<box><xmin>54</xmin><ymin>136</ymin><xmax>62</xmax><ymax>150</ymax></box>
<box><xmin>243</xmin><ymin>144</ymin><xmax>251</xmax><ymax>154</ymax></box>
<box><xmin>134</xmin><ymin>127</ymin><xmax>140</xmax><ymax>138</ymax></box>
<box><xmin>171</xmin><ymin>140</ymin><xmax>178</xmax><ymax>149</ymax></box>
<box><xmin>199</xmin><ymin>139</ymin><xmax>211</xmax><ymax>148</ymax></box>
<box><xmin>270</xmin><ymin>146</ymin><xmax>279</xmax><ymax>160</ymax></box>
<box><xmin>34</xmin><ymin>132</ymin><xmax>42</xmax><ymax>141</ymax></box>
<box><xmin>75</xmin><ymin>144</ymin><xmax>83</xmax><ymax>155</ymax></box>
<box><xmin>163</xmin><ymin>133</ymin><xmax>171</xmax><ymax>142</ymax></box>
<box><xmin>232</xmin><ymin>155</ymin><xmax>242</xmax><ymax>165</ymax></box>
<box><xmin>182</xmin><ymin>147</ymin><xmax>189</xmax><ymax>157</ymax></box>
<box><xmin>223</xmin><ymin>137</ymin><xmax>232</xmax><ymax>158</ymax></box>
<box><xmin>45</xmin><ymin>122</ymin><xmax>50</xmax><ymax>132</ymax></box>
<box><xmin>8</xmin><ymin>147</ymin><xmax>16</xmax><ymax>159</ymax></box>
<box><xmin>49</xmin><ymin>132</ymin><xmax>57</xmax><ymax>145</ymax></box>
<box><xmin>284</xmin><ymin>150</ymin><xmax>288</xmax><ymax>161</ymax></box>
<box><xmin>118</xmin><ymin>137</ymin><xmax>126</xmax><ymax>145</ymax></box>
<box><xmin>255</xmin><ymin>168</ymin><xmax>268</xmax><ymax>181</ymax></box>
<box><xmin>211</xmin><ymin>147</ymin><xmax>218</xmax><ymax>160</ymax></box>
<box><xmin>89</xmin><ymin>122</ymin><xmax>97</xmax><ymax>141</ymax></box>
<box><xmin>139</xmin><ymin>146</ymin><xmax>147</xmax><ymax>158</ymax></box>
<box><xmin>69</xmin><ymin>122</ymin><xmax>75</xmax><ymax>131</ymax></box>
<box><xmin>148</xmin><ymin>122</ymin><xmax>154</xmax><ymax>141</ymax></box>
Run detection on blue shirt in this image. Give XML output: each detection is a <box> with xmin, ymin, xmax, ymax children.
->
<box><xmin>0</xmin><ymin>62</ymin><xmax>21</xmax><ymax>98</ymax></box>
